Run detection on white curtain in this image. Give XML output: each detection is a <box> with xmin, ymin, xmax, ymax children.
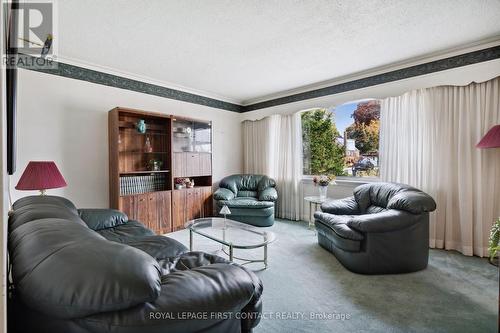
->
<box><xmin>380</xmin><ymin>77</ymin><xmax>500</xmax><ymax>256</ymax></box>
<box><xmin>242</xmin><ymin>113</ymin><xmax>302</xmax><ymax>220</ymax></box>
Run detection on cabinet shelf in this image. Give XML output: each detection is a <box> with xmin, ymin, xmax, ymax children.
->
<box><xmin>120</xmin><ymin>170</ymin><xmax>170</xmax><ymax>175</ymax></box>
<box><xmin>119</xmin><ymin>120</ymin><xmax>167</xmax><ymax>131</ymax></box>
<box><xmin>120</xmin><ymin>189</ymin><xmax>171</xmax><ymax>197</ymax></box>
<box><xmin>119</xmin><ymin>151</ymin><xmax>169</xmax><ymax>154</ymax></box>
<box><xmin>173</xmin><ymin>186</ymin><xmax>211</xmax><ymax>191</ymax></box>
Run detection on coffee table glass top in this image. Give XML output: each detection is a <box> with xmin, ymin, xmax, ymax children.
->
<box><xmin>185</xmin><ymin>217</ymin><xmax>276</xmax><ymax>249</ymax></box>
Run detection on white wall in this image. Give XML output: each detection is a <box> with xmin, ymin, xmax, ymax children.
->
<box><xmin>13</xmin><ymin>69</ymin><xmax>243</xmax><ymax>208</ymax></box>
<box><xmin>240</xmin><ymin>59</ymin><xmax>500</xmax><ymax>221</ymax></box>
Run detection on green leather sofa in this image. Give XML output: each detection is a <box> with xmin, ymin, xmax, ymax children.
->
<box><xmin>214</xmin><ymin>174</ymin><xmax>277</xmax><ymax>227</ymax></box>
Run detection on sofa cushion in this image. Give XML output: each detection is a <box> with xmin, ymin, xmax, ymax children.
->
<box><xmin>121</xmin><ymin>236</ymin><xmax>188</xmax><ymax>261</ymax></box>
<box><xmin>97</xmin><ymin>220</ymin><xmax>156</xmax><ymax>241</ymax></box>
<box><xmin>315</xmin><ymin>221</ymin><xmax>362</xmax><ymax>252</ymax></box>
<box><xmin>96</xmin><ymin>222</ymin><xmax>188</xmax><ymax>260</ymax></box>
<box><xmin>314</xmin><ymin>212</ymin><xmax>364</xmax><ymax>241</ymax></box>
<box><xmin>78</xmin><ymin>208</ymin><xmax>128</xmax><ymax>230</ymax></box>
<box><xmin>222</xmin><ymin>207</ymin><xmax>274</xmax><ymax>219</ymax></box>
<box><xmin>237</xmin><ymin>190</ymin><xmax>258</xmax><ymax>198</ymax></box>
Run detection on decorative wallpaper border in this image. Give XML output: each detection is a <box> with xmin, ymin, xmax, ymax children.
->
<box><xmin>19</xmin><ymin>45</ymin><xmax>500</xmax><ymax>113</ymax></box>
<box><xmin>244</xmin><ymin>45</ymin><xmax>500</xmax><ymax>111</ymax></box>
<box><xmin>19</xmin><ymin>59</ymin><xmax>244</xmax><ymax>112</ymax></box>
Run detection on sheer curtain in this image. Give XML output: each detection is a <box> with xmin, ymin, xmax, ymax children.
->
<box><xmin>242</xmin><ymin>113</ymin><xmax>302</xmax><ymax>220</ymax></box>
<box><xmin>380</xmin><ymin>77</ymin><xmax>500</xmax><ymax>256</ymax></box>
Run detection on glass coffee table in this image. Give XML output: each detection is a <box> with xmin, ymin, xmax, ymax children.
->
<box><xmin>185</xmin><ymin>217</ymin><xmax>276</xmax><ymax>269</ymax></box>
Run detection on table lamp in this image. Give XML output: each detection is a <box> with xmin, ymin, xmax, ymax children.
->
<box><xmin>477</xmin><ymin>125</ymin><xmax>500</xmax><ymax>263</ymax></box>
<box><xmin>476</xmin><ymin>125</ymin><xmax>500</xmax><ymax>148</ymax></box>
<box><xmin>15</xmin><ymin>161</ymin><xmax>67</xmax><ymax>195</ymax></box>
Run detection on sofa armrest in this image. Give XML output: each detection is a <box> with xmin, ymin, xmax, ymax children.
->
<box><xmin>387</xmin><ymin>191</ymin><xmax>437</xmax><ymax>214</ymax></box>
<box><xmin>214</xmin><ymin>188</ymin><xmax>235</xmax><ymax>201</ymax></box>
<box><xmin>259</xmin><ymin>187</ymin><xmax>278</xmax><ymax>201</ymax></box>
<box><xmin>320</xmin><ymin>197</ymin><xmax>359</xmax><ymax>215</ymax></box>
<box><xmin>78</xmin><ymin>208</ymin><xmax>128</xmax><ymax>230</ymax></box>
<box><xmin>10</xmin><ymin>219</ymin><xmax>161</xmax><ymax>319</ymax></box>
<box><xmin>346</xmin><ymin>210</ymin><xmax>421</xmax><ymax>233</ymax></box>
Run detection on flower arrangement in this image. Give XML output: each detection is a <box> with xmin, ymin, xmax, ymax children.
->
<box><xmin>175</xmin><ymin>177</ymin><xmax>194</xmax><ymax>189</ymax></box>
<box><xmin>312</xmin><ymin>175</ymin><xmax>335</xmax><ymax>187</ymax></box>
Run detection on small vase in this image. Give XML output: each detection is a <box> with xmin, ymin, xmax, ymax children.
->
<box><xmin>136</xmin><ymin>119</ymin><xmax>146</xmax><ymax>133</ymax></box>
<box><xmin>318</xmin><ymin>185</ymin><xmax>328</xmax><ymax>200</ymax></box>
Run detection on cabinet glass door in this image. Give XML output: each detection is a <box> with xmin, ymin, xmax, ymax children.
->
<box><xmin>193</xmin><ymin>121</ymin><xmax>211</xmax><ymax>153</ymax></box>
<box><xmin>173</xmin><ymin>119</ymin><xmax>194</xmax><ymax>152</ymax></box>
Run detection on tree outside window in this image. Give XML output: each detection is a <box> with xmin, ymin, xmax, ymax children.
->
<box><xmin>302</xmin><ymin>100</ymin><xmax>380</xmax><ymax>178</ymax></box>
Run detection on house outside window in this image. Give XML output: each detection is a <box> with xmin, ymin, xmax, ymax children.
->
<box><xmin>301</xmin><ymin>99</ymin><xmax>380</xmax><ymax>179</ymax></box>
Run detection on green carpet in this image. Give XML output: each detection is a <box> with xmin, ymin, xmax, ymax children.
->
<box><xmin>168</xmin><ymin>219</ymin><xmax>498</xmax><ymax>333</ymax></box>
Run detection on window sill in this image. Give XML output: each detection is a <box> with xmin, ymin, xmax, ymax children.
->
<box><xmin>301</xmin><ymin>176</ymin><xmax>379</xmax><ymax>186</ymax></box>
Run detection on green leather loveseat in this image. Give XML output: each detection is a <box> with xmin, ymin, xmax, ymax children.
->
<box><xmin>214</xmin><ymin>174</ymin><xmax>277</xmax><ymax>227</ymax></box>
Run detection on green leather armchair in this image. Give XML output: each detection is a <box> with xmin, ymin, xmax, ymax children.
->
<box><xmin>214</xmin><ymin>174</ymin><xmax>277</xmax><ymax>227</ymax></box>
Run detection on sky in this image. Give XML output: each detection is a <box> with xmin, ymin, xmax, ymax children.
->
<box><xmin>331</xmin><ymin>101</ymin><xmax>358</xmax><ymax>136</ymax></box>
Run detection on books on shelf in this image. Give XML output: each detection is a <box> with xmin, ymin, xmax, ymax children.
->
<box><xmin>119</xmin><ymin>173</ymin><xmax>166</xmax><ymax>195</ymax></box>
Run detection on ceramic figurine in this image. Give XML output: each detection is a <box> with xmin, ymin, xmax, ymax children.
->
<box><xmin>144</xmin><ymin>136</ymin><xmax>153</xmax><ymax>152</ymax></box>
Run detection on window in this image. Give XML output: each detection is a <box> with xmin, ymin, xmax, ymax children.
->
<box><xmin>301</xmin><ymin>99</ymin><xmax>380</xmax><ymax>178</ymax></box>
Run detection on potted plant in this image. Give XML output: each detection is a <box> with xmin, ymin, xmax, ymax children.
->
<box><xmin>488</xmin><ymin>217</ymin><xmax>500</xmax><ymax>266</ymax></box>
<box><xmin>312</xmin><ymin>175</ymin><xmax>336</xmax><ymax>200</ymax></box>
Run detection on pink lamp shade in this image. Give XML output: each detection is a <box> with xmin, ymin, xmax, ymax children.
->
<box><xmin>477</xmin><ymin>125</ymin><xmax>500</xmax><ymax>149</ymax></box>
<box><xmin>15</xmin><ymin>161</ymin><xmax>67</xmax><ymax>192</ymax></box>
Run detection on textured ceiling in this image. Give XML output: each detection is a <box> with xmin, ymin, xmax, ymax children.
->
<box><xmin>57</xmin><ymin>0</ymin><xmax>500</xmax><ymax>104</ymax></box>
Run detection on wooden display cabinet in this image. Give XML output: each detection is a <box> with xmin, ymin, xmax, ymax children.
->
<box><xmin>109</xmin><ymin>108</ymin><xmax>213</xmax><ymax>234</ymax></box>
